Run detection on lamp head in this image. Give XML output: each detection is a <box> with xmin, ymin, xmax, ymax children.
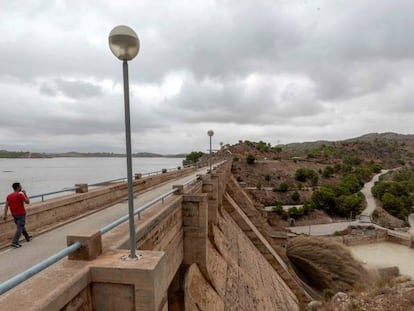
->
<box><xmin>109</xmin><ymin>25</ymin><xmax>140</xmax><ymax>61</ymax></box>
<box><xmin>207</xmin><ymin>130</ymin><xmax>214</xmax><ymax>137</ymax></box>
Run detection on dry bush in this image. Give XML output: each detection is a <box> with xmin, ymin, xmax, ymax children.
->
<box><xmin>286</xmin><ymin>236</ymin><xmax>369</xmax><ymax>292</ymax></box>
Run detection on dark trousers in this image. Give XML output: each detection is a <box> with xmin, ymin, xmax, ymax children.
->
<box><xmin>12</xmin><ymin>214</ymin><xmax>30</xmax><ymax>244</ymax></box>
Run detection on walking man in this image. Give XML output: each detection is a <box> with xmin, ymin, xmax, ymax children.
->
<box><xmin>3</xmin><ymin>182</ymin><xmax>32</xmax><ymax>248</ymax></box>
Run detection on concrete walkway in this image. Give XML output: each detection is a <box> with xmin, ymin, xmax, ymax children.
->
<box><xmin>360</xmin><ymin>169</ymin><xmax>390</xmax><ymax>217</ymax></box>
<box><xmin>0</xmin><ymin>168</ymin><xmax>206</xmax><ymax>283</ymax></box>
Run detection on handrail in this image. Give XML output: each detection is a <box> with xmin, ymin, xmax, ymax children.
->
<box><xmin>0</xmin><ymin>166</ymin><xmax>188</xmax><ymax>205</ymax></box>
<box><xmin>0</xmin><ymin>175</ymin><xmax>193</xmax><ymax>295</ymax></box>
<box><xmin>100</xmin><ymin>187</ymin><xmax>179</xmax><ymax>234</ymax></box>
<box><xmin>0</xmin><ymin>241</ymin><xmax>81</xmax><ymax>295</ymax></box>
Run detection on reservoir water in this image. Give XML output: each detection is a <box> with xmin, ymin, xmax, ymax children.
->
<box><xmin>0</xmin><ymin>157</ymin><xmax>184</xmax><ymax>202</ymax></box>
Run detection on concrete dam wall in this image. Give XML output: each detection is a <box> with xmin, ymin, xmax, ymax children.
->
<box><xmin>0</xmin><ymin>162</ymin><xmax>301</xmax><ymax>310</ymax></box>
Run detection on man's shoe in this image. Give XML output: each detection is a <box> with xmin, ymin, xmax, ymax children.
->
<box><xmin>11</xmin><ymin>243</ymin><xmax>22</xmax><ymax>248</ymax></box>
<box><xmin>26</xmin><ymin>236</ymin><xmax>32</xmax><ymax>242</ymax></box>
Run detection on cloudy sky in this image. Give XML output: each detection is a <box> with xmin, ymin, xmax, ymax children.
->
<box><xmin>1</xmin><ymin>0</ymin><xmax>414</xmax><ymax>154</ymax></box>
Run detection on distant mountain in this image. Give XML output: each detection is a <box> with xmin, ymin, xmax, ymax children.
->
<box><xmin>281</xmin><ymin>132</ymin><xmax>414</xmax><ymax>155</ymax></box>
<box><xmin>345</xmin><ymin>132</ymin><xmax>414</xmax><ymax>142</ymax></box>
<box><xmin>225</xmin><ymin>132</ymin><xmax>414</xmax><ymax>169</ymax></box>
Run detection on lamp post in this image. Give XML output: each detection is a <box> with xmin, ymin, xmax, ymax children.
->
<box><xmin>207</xmin><ymin>129</ymin><xmax>214</xmax><ymax>172</ymax></box>
<box><xmin>109</xmin><ymin>25</ymin><xmax>140</xmax><ymax>259</ymax></box>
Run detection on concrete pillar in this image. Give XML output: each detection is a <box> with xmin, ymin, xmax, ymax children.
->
<box><xmin>211</xmin><ymin>171</ymin><xmax>225</xmax><ymax>209</ymax></box>
<box><xmin>173</xmin><ymin>185</ymin><xmax>184</xmax><ymax>195</ymax></box>
<box><xmin>90</xmin><ymin>250</ymin><xmax>169</xmax><ymax>311</ymax></box>
<box><xmin>182</xmin><ymin>193</ymin><xmax>209</xmax><ymax>278</ymax></box>
<box><xmin>67</xmin><ymin>231</ymin><xmax>102</xmax><ymax>260</ymax></box>
<box><xmin>75</xmin><ymin>183</ymin><xmax>88</xmax><ymax>193</ymax></box>
<box><xmin>202</xmin><ymin>175</ymin><xmax>219</xmax><ymax>230</ymax></box>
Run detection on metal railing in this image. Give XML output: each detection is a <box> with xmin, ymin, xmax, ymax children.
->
<box><xmin>0</xmin><ymin>166</ymin><xmax>187</xmax><ymax>205</ymax></box>
<box><xmin>0</xmin><ymin>242</ymin><xmax>82</xmax><ymax>295</ymax></box>
<box><xmin>100</xmin><ymin>187</ymin><xmax>179</xmax><ymax>234</ymax></box>
<box><xmin>0</xmin><ymin>173</ymin><xmax>200</xmax><ymax>296</ymax></box>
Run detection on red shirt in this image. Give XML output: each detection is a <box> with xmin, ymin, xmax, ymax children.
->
<box><xmin>6</xmin><ymin>192</ymin><xmax>27</xmax><ymax>216</ymax></box>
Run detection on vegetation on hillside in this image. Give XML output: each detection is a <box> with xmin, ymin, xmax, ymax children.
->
<box><xmin>228</xmin><ymin>134</ymin><xmax>408</xmax><ymax>221</ymax></box>
<box><xmin>371</xmin><ymin>167</ymin><xmax>414</xmax><ymax>220</ymax></box>
<box><xmin>182</xmin><ymin>151</ymin><xmax>204</xmax><ymax>166</ymax></box>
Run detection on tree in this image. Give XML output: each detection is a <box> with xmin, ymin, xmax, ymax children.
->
<box><xmin>295</xmin><ymin>168</ymin><xmax>319</xmax><ymax>186</ymax></box>
<box><xmin>311</xmin><ymin>186</ymin><xmax>337</xmax><ymax>214</ymax></box>
<box><xmin>278</xmin><ymin>182</ymin><xmax>289</xmax><ymax>192</ymax></box>
<box><xmin>335</xmin><ymin>193</ymin><xmax>363</xmax><ymax>217</ymax></box>
<box><xmin>371</xmin><ymin>163</ymin><xmax>383</xmax><ymax>174</ymax></box>
<box><xmin>183</xmin><ymin>151</ymin><xmax>204</xmax><ymax>166</ymax></box>
<box><xmin>381</xmin><ymin>193</ymin><xmax>401</xmax><ymax>215</ymax></box>
<box><xmin>322</xmin><ymin>165</ymin><xmax>334</xmax><ymax>178</ymax></box>
<box><xmin>295</xmin><ymin>168</ymin><xmax>308</xmax><ymax>182</ymax></box>
<box><xmin>291</xmin><ymin>191</ymin><xmax>300</xmax><ymax>202</ymax></box>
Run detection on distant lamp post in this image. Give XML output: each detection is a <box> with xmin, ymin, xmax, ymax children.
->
<box><xmin>207</xmin><ymin>129</ymin><xmax>214</xmax><ymax>172</ymax></box>
<box><xmin>109</xmin><ymin>25</ymin><xmax>140</xmax><ymax>259</ymax></box>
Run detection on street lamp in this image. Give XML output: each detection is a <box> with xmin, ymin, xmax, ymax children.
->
<box><xmin>109</xmin><ymin>25</ymin><xmax>140</xmax><ymax>259</ymax></box>
<box><xmin>207</xmin><ymin>129</ymin><xmax>214</xmax><ymax>172</ymax></box>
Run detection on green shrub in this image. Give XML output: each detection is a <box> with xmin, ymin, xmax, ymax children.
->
<box><xmin>291</xmin><ymin>191</ymin><xmax>300</xmax><ymax>202</ymax></box>
<box><xmin>322</xmin><ymin>288</ymin><xmax>335</xmax><ymax>300</ymax></box>
<box><xmin>278</xmin><ymin>182</ymin><xmax>289</xmax><ymax>192</ymax></box>
<box><xmin>246</xmin><ymin>154</ymin><xmax>255</xmax><ymax>164</ymax></box>
<box><xmin>322</xmin><ymin>165</ymin><xmax>334</xmax><ymax>177</ymax></box>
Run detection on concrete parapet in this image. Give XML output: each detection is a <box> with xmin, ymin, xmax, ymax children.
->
<box><xmin>0</xmin><ymin>166</ymin><xmax>196</xmax><ymax>248</ymax></box>
<box><xmin>0</xmin><ymin>259</ymin><xmax>90</xmax><ymax>311</ymax></box>
<box><xmin>75</xmin><ymin>183</ymin><xmax>88</xmax><ymax>193</ymax></box>
<box><xmin>172</xmin><ymin>185</ymin><xmax>184</xmax><ymax>195</ymax></box>
<box><xmin>90</xmin><ymin>249</ymin><xmax>169</xmax><ymax>311</ymax></box>
<box><xmin>0</xmin><ymin>249</ymin><xmax>171</xmax><ymax>311</ymax></box>
<box><xmin>67</xmin><ymin>231</ymin><xmax>102</xmax><ymax>261</ymax></box>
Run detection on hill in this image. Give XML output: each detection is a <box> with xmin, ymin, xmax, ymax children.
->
<box><xmin>203</xmin><ymin>132</ymin><xmax>414</xmax><ymax>227</ymax></box>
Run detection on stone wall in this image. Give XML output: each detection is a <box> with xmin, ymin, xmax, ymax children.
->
<box><xmin>184</xmin><ymin>208</ymin><xmax>300</xmax><ymax>310</ymax></box>
<box><xmin>330</xmin><ymin>227</ymin><xmax>413</xmax><ymax>248</ymax></box>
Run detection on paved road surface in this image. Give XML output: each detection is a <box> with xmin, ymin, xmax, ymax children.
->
<box><xmin>0</xmin><ymin>168</ymin><xmax>206</xmax><ymax>283</ymax></box>
<box><xmin>360</xmin><ymin>169</ymin><xmax>390</xmax><ymax>217</ymax></box>
<box><xmin>288</xmin><ymin>221</ymin><xmax>359</xmax><ymax>236</ymax></box>
<box><xmin>288</xmin><ymin>170</ymin><xmax>392</xmax><ymax>236</ymax></box>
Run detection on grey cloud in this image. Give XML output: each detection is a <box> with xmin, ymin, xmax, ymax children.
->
<box><xmin>157</xmin><ymin>74</ymin><xmax>321</xmax><ymax>125</ymax></box>
<box><xmin>39</xmin><ymin>79</ymin><xmax>103</xmax><ymax>99</ymax></box>
<box><xmin>1</xmin><ymin>0</ymin><xmax>414</xmax><ymax>153</ymax></box>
